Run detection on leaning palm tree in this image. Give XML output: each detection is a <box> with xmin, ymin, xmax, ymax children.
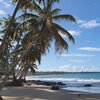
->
<box><xmin>0</xmin><ymin>15</ymin><xmax>24</xmax><ymax>82</ymax></box>
<box><xmin>9</xmin><ymin>0</ymin><xmax>63</xmax><ymax>80</ymax></box>
<box><xmin>0</xmin><ymin>0</ymin><xmax>35</xmax><ymax>52</ymax></box>
<box><xmin>16</xmin><ymin>46</ymin><xmax>43</xmax><ymax>80</ymax></box>
<box><xmin>0</xmin><ymin>0</ymin><xmax>76</xmax><ymax>93</ymax></box>
<box><xmin>0</xmin><ymin>0</ymin><xmax>34</xmax><ymax>58</ymax></box>
<box><xmin>15</xmin><ymin>0</ymin><xmax>76</xmax><ymax>79</ymax></box>
<box><xmin>0</xmin><ymin>0</ymin><xmax>21</xmax><ymax>54</ymax></box>
<box><xmin>0</xmin><ymin>15</ymin><xmax>41</xmax><ymax>82</ymax></box>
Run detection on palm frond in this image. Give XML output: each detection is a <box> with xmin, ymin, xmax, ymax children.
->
<box><xmin>12</xmin><ymin>0</ymin><xmax>18</xmax><ymax>3</ymax></box>
<box><xmin>37</xmin><ymin>0</ymin><xmax>42</xmax><ymax>4</ymax></box>
<box><xmin>17</xmin><ymin>13</ymin><xmax>39</xmax><ymax>21</ymax></box>
<box><xmin>55</xmin><ymin>32</ymin><xmax>69</xmax><ymax>53</ymax></box>
<box><xmin>53</xmin><ymin>0</ymin><xmax>59</xmax><ymax>2</ymax></box>
<box><xmin>53</xmin><ymin>14</ymin><xmax>76</xmax><ymax>23</ymax></box>
<box><xmin>29</xmin><ymin>64</ymin><xmax>36</xmax><ymax>74</ymax></box>
<box><xmin>51</xmin><ymin>8</ymin><xmax>61</xmax><ymax>16</ymax></box>
<box><xmin>50</xmin><ymin>27</ymin><xmax>69</xmax><ymax>53</ymax></box>
<box><xmin>32</xmin><ymin>1</ymin><xmax>43</xmax><ymax>14</ymax></box>
<box><xmin>46</xmin><ymin>0</ymin><xmax>54</xmax><ymax>11</ymax></box>
<box><xmin>47</xmin><ymin>0</ymin><xmax>59</xmax><ymax>4</ymax></box>
<box><xmin>53</xmin><ymin>23</ymin><xmax>75</xmax><ymax>43</ymax></box>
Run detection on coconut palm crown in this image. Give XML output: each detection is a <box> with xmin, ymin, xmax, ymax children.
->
<box><xmin>19</xmin><ymin>0</ymin><xmax>76</xmax><ymax>55</ymax></box>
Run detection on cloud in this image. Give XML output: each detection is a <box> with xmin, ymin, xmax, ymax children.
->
<box><xmin>59</xmin><ymin>30</ymin><xmax>80</xmax><ymax>38</ymax></box>
<box><xmin>0</xmin><ymin>10</ymin><xmax>6</xmax><ymax>15</ymax></box>
<box><xmin>57</xmin><ymin>64</ymin><xmax>99</xmax><ymax>72</ymax></box>
<box><xmin>69</xmin><ymin>59</ymin><xmax>91</xmax><ymax>62</ymax></box>
<box><xmin>69</xmin><ymin>59</ymin><xmax>84</xmax><ymax>62</ymax></box>
<box><xmin>77</xmin><ymin>19</ymin><xmax>100</xmax><ymax>29</ymax></box>
<box><xmin>79</xmin><ymin>47</ymin><xmax>100</xmax><ymax>51</ymax></box>
<box><xmin>58</xmin><ymin>54</ymin><xmax>95</xmax><ymax>57</ymax></box>
<box><xmin>0</xmin><ymin>0</ymin><xmax>10</xmax><ymax>8</ymax></box>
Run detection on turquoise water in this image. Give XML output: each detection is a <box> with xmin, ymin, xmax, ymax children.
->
<box><xmin>31</xmin><ymin>73</ymin><xmax>100</xmax><ymax>80</ymax></box>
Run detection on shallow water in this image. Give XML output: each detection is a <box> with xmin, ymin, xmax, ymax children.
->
<box><xmin>63</xmin><ymin>87</ymin><xmax>100</xmax><ymax>93</ymax></box>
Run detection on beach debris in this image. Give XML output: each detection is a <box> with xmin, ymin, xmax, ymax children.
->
<box><xmin>78</xmin><ymin>94</ymin><xmax>80</xmax><ymax>96</ymax></box>
<box><xmin>28</xmin><ymin>80</ymin><xmax>65</xmax><ymax>86</ymax></box>
<box><xmin>84</xmin><ymin>84</ymin><xmax>92</xmax><ymax>87</ymax></box>
<box><xmin>51</xmin><ymin>85</ymin><xmax>60</xmax><ymax>90</ymax></box>
<box><xmin>0</xmin><ymin>96</ymin><xmax>3</xmax><ymax>100</ymax></box>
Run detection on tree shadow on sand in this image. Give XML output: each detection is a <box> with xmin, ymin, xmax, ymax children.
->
<box><xmin>1</xmin><ymin>86</ymin><xmax>100</xmax><ymax>100</ymax></box>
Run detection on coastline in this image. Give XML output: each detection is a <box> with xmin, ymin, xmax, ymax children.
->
<box><xmin>1</xmin><ymin>72</ymin><xmax>100</xmax><ymax>99</ymax></box>
<box><xmin>1</xmin><ymin>85</ymin><xmax>100</xmax><ymax>100</ymax></box>
<box><xmin>27</xmin><ymin>72</ymin><xmax>100</xmax><ymax>76</ymax></box>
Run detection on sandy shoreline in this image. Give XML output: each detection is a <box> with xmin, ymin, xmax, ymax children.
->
<box><xmin>1</xmin><ymin>84</ymin><xmax>100</xmax><ymax>100</ymax></box>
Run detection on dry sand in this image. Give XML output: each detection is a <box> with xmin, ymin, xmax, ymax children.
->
<box><xmin>1</xmin><ymin>84</ymin><xmax>100</xmax><ymax>100</ymax></box>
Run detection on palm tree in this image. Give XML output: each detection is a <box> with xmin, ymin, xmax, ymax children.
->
<box><xmin>16</xmin><ymin>0</ymin><xmax>76</xmax><ymax>79</ymax></box>
<box><xmin>0</xmin><ymin>15</ymin><xmax>40</xmax><ymax>82</ymax></box>
<box><xmin>19</xmin><ymin>0</ymin><xmax>75</xmax><ymax>54</ymax></box>
<box><xmin>16</xmin><ymin>46</ymin><xmax>42</xmax><ymax>80</ymax></box>
<box><xmin>0</xmin><ymin>0</ymin><xmax>35</xmax><ymax>94</ymax></box>
<box><xmin>0</xmin><ymin>0</ymin><xmax>21</xmax><ymax>55</ymax></box>
<box><xmin>0</xmin><ymin>15</ymin><xmax>24</xmax><ymax>82</ymax></box>
<box><xmin>8</xmin><ymin>0</ymin><xmax>62</xmax><ymax>81</ymax></box>
<box><xmin>0</xmin><ymin>0</ymin><xmax>34</xmax><ymax>61</ymax></box>
<box><xmin>0</xmin><ymin>0</ymin><xmax>34</xmax><ymax>54</ymax></box>
<box><xmin>0</xmin><ymin>0</ymin><xmax>76</xmax><ymax>93</ymax></box>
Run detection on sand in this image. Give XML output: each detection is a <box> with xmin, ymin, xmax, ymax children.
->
<box><xmin>1</xmin><ymin>84</ymin><xmax>100</xmax><ymax>100</ymax></box>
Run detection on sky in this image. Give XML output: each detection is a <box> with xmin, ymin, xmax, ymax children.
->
<box><xmin>0</xmin><ymin>0</ymin><xmax>100</xmax><ymax>72</ymax></box>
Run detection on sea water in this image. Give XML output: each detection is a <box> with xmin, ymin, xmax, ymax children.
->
<box><xmin>26</xmin><ymin>72</ymin><xmax>100</xmax><ymax>93</ymax></box>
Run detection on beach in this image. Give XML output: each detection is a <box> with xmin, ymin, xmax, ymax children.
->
<box><xmin>1</xmin><ymin>85</ymin><xmax>100</xmax><ymax>100</ymax></box>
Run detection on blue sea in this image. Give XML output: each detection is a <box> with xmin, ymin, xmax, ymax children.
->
<box><xmin>26</xmin><ymin>72</ymin><xmax>100</xmax><ymax>93</ymax></box>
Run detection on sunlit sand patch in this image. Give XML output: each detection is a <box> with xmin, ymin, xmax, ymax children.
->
<box><xmin>36</xmin><ymin>88</ymin><xmax>58</xmax><ymax>93</ymax></box>
<box><xmin>33</xmin><ymin>99</ymin><xmax>47</xmax><ymax>100</ymax></box>
<box><xmin>2</xmin><ymin>88</ymin><xmax>8</xmax><ymax>90</ymax></box>
<box><xmin>3</xmin><ymin>96</ymin><xmax>47</xmax><ymax>100</ymax></box>
<box><xmin>2</xmin><ymin>96</ymin><xmax>18</xmax><ymax>99</ymax></box>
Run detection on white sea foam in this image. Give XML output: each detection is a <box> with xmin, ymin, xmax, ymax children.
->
<box><xmin>26</xmin><ymin>77</ymin><xmax>100</xmax><ymax>82</ymax></box>
<box><xmin>26</xmin><ymin>76</ymin><xmax>100</xmax><ymax>87</ymax></box>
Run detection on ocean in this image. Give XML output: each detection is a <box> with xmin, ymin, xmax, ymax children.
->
<box><xmin>26</xmin><ymin>72</ymin><xmax>100</xmax><ymax>93</ymax></box>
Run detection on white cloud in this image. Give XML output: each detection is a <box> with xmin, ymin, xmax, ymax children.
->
<box><xmin>77</xmin><ymin>19</ymin><xmax>86</xmax><ymax>24</ymax></box>
<box><xmin>69</xmin><ymin>59</ymin><xmax>84</xmax><ymax>62</ymax></box>
<box><xmin>58</xmin><ymin>54</ymin><xmax>95</xmax><ymax>57</ymax></box>
<box><xmin>57</xmin><ymin>64</ymin><xmax>99</xmax><ymax>72</ymax></box>
<box><xmin>0</xmin><ymin>0</ymin><xmax>10</xmax><ymax>8</ymax></box>
<box><xmin>0</xmin><ymin>10</ymin><xmax>6</xmax><ymax>15</ymax></box>
<box><xmin>59</xmin><ymin>30</ymin><xmax>80</xmax><ymax>38</ymax></box>
<box><xmin>77</xmin><ymin>19</ymin><xmax>100</xmax><ymax>29</ymax></box>
<box><xmin>79</xmin><ymin>47</ymin><xmax>100</xmax><ymax>51</ymax></box>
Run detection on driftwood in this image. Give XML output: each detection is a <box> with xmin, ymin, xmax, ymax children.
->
<box><xmin>0</xmin><ymin>96</ymin><xmax>3</xmax><ymax>100</ymax></box>
<box><xmin>51</xmin><ymin>85</ymin><xmax>59</xmax><ymax>90</ymax></box>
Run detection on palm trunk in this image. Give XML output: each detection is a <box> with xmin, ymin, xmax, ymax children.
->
<box><xmin>18</xmin><ymin>68</ymin><xmax>25</xmax><ymax>80</ymax></box>
<box><xmin>12</xmin><ymin>69</ymin><xmax>17</xmax><ymax>82</ymax></box>
<box><xmin>0</xmin><ymin>42</ymin><xmax>34</xmax><ymax>92</ymax></box>
<box><xmin>0</xmin><ymin>0</ymin><xmax>21</xmax><ymax>92</ymax></box>
<box><xmin>18</xmin><ymin>66</ymin><xmax>28</xmax><ymax>80</ymax></box>
<box><xmin>0</xmin><ymin>0</ymin><xmax>21</xmax><ymax>54</ymax></box>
